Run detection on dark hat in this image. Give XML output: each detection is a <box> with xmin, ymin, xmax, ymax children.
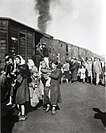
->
<box><xmin>52</xmin><ymin>59</ymin><xmax>58</xmax><ymax>65</ymax></box>
<box><xmin>72</xmin><ymin>57</ymin><xmax>77</xmax><ymax>60</ymax></box>
<box><xmin>5</xmin><ymin>55</ymin><xmax>10</xmax><ymax>61</ymax></box>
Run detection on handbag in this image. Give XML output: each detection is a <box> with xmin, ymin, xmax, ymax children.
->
<box><xmin>31</xmin><ymin>89</ymin><xmax>39</xmax><ymax>107</ymax></box>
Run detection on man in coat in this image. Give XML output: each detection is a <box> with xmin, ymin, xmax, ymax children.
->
<box><xmin>32</xmin><ymin>44</ymin><xmax>44</xmax><ymax>70</ymax></box>
<box><xmin>42</xmin><ymin>42</ymin><xmax>49</xmax><ymax>68</ymax></box>
<box><xmin>93</xmin><ymin>58</ymin><xmax>102</xmax><ymax>85</ymax></box>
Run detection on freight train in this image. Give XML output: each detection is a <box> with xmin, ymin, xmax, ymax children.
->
<box><xmin>0</xmin><ymin>17</ymin><xmax>104</xmax><ymax>71</ymax></box>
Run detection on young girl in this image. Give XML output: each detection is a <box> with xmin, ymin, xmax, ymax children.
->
<box><xmin>6</xmin><ymin>57</ymin><xmax>14</xmax><ymax>106</ymax></box>
<box><xmin>27</xmin><ymin>59</ymin><xmax>42</xmax><ymax>108</ymax></box>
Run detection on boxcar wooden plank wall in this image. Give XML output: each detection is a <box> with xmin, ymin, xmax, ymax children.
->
<box><xmin>0</xmin><ymin>18</ymin><xmax>36</xmax><ymax>71</ymax></box>
<box><xmin>60</xmin><ymin>41</ymin><xmax>68</xmax><ymax>63</ymax></box>
<box><xmin>8</xmin><ymin>20</ymin><xmax>18</xmax><ymax>56</ymax></box>
<box><xmin>50</xmin><ymin>39</ymin><xmax>59</xmax><ymax>60</ymax></box>
<box><xmin>0</xmin><ymin>19</ymin><xmax>8</xmax><ymax>70</ymax></box>
<box><xmin>73</xmin><ymin>46</ymin><xmax>78</xmax><ymax>58</ymax></box>
<box><xmin>9</xmin><ymin>19</ymin><xmax>36</xmax><ymax>60</ymax></box>
<box><xmin>68</xmin><ymin>45</ymin><xmax>72</xmax><ymax>59</ymax></box>
<box><xmin>51</xmin><ymin>39</ymin><xmax>68</xmax><ymax>63</ymax></box>
<box><xmin>18</xmin><ymin>24</ymin><xmax>29</xmax><ymax>59</ymax></box>
<box><xmin>27</xmin><ymin>30</ymin><xmax>33</xmax><ymax>58</ymax></box>
<box><xmin>9</xmin><ymin>19</ymin><xmax>35</xmax><ymax>59</ymax></box>
<box><xmin>40</xmin><ymin>35</ymin><xmax>53</xmax><ymax>54</ymax></box>
<box><xmin>19</xmin><ymin>31</ymin><xmax>26</xmax><ymax>58</ymax></box>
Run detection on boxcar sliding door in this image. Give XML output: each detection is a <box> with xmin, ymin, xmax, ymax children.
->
<box><xmin>19</xmin><ymin>32</ymin><xmax>27</xmax><ymax>59</ymax></box>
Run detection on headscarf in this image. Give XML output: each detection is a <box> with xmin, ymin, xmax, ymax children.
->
<box><xmin>5</xmin><ymin>55</ymin><xmax>10</xmax><ymax>62</ymax></box>
<box><xmin>15</xmin><ymin>55</ymin><xmax>25</xmax><ymax>65</ymax></box>
<box><xmin>27</xmin><ymin>59</ymin><xmax>35</xmax><ymax>70</ymax></box>
<box><xmin>27</xmin><ymin>59</ymin><xmax>35</xmax><ymax>68</ymax></box>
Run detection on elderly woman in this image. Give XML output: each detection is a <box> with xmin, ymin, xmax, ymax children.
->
<box><xmin>14</xmin><ymin>55</ymin><xmax>30</xmax><ymax>121</ymax></box>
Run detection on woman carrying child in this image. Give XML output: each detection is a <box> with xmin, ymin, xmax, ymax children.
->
<box><xmin>14</xmin><ymin>55</ymin><xmax>31</xmax><ymax>121</ymax></box>
<box><xmin>41</xmin><ymin>59</ymin><xmax>62</xmax><ymax>115</ymax></box>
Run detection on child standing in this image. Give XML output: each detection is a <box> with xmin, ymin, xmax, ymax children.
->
<box><xmin>27</xmin><ymin>59</ymin><xmax>42</xmax><ymax>108</ymax></box>
<box><xmin>40</xmin><ymin>60</ymin><xmax>51</xmax><ymax>111</ymax></box>
<box><xmin>78</xmin><ymin>65</ymin><xmax>86</xmax><ymax>83</ymax></box>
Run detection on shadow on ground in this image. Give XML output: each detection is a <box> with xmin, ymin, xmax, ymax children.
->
<box><xmin>1</xmin><ymin>102</ymin><xmax>19</xmax><ymax>133</ymax></box>
<box><xmin>92</xmin><ymin>108</ymin><xmax>106</xmax><ymax>128</ymax></box>
<box><xmin>1</xmin><ymin>101</ymin><xmax>40</xmax><ymax>133</ymax></box>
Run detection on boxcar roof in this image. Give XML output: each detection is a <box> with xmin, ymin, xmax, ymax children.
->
<box><xmin>0</xmin><ymin>17</ymin><xmax>53</xmax><ymax>38</ymax></box>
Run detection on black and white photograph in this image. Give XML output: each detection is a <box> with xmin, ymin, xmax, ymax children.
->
<box><xmin>0</xmin><ymin>0</ymin><xmax>106</xmax><ymax>133</ymax></box>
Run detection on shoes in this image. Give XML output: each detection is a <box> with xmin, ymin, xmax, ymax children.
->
<box><xmin>19</xmin><ymin>115</ymin><xmax>27</xmax><ymax>121</ymax></box>
<box><xmin>37</xmin><ymin>107</ymin><xmax>41</xmax><ymax>110</ymax></box>
<box><xmin>51</xmin><ymin>107</ymin><xmax>56</xmax><ymax>115</ymax></box>
<box><xmin>45</xmin><ymin>104</ymin><xmax>50</xmax><ymax>112</ymax></box>
<box><xmin>18</xmin><ymin>112</ymin><xmax>21</xmax><ymax>117</ymax></box>
<box><xmin>6</xmin><ymin>102</ymin><xmax>12</xmax><ymax>106</ymax></box>
<box><xmin>12</xmin><ymin>104</ymin><xmax>16</xmax><ymax>108</ymax></box>
<box><xmin>43</xmin><ymin>107</ymin><xmax>46</xmax><ymax>110</ymax></box>
<box><xmin>51</xmin><ymin>110</ymin><xmax>56</xmax><ymax>115</ymax></box>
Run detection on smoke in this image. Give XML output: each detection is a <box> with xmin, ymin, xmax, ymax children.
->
<box><xmin>35</xmin><ymin>0</ymin><xmax>52</xmax><ymax>32</ymax></box>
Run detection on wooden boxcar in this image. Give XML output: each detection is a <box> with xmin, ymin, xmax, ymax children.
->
<box><xmin>0</xmin><ymin>17</ymin><xmax>53</xmax><ymax>71</ymax></box>
<box><xmin>0</xmin><ymin>17</ymin><xmax>104</xmax><ymax>71</ymax></box>
<box><xmin>53</xmin><ymin>39</ymin><xmax>104</xmax><ymax>62</ymax></box>
<box><xmin>51</xmin><ymin>39</ymin><xmax>68</xmax><ymax>63</ymax></box>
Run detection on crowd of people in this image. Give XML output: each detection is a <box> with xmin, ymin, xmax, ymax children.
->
<box><xmin>62</xmin><ymin>57</ymin><xmax>105</xmax><ymax>86</ymax></box>
<box><xmin>0</xmin><ymin>42</ymin><xmax>105</xmax><ymax>122</ymax></box>
<box><xmin>0</xmin><ymin>42</ymin><xmax>62</xmax><ymax>121</ymax></box>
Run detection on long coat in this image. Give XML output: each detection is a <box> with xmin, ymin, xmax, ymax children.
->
<box><xmin>93</xmin><ymin>60</ymin><xmax>102</xmax><ymax>74</ymax></box>
<box><xmin>50</xmin><ymin>68</ymin><xmax>61</xmax><ymax>105</ymax></box>
<box><xmin>15</xmin><ymin>64</ymin><xmax>30</xmax><ymax>104</ymax></box>
<box><xmin>71</xmin><ymin>62</ymin><xmax>79</xmax><ymax>81</ymax></box>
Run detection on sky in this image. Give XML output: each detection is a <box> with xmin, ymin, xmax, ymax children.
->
<box><xmin>0</xmin><ymin>0</ymin><xmax>106</xmax><ymax>56</ymax></box>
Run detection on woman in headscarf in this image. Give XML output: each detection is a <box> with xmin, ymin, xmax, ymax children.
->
<box><xmin>14</xmin><ymin>55</ymin><xmax>31</xmax><ymax>121</ymax></box>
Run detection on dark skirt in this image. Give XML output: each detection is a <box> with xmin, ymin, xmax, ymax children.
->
<box><xmin>44</xmin><ymin>86</ymin><xmax>50</xmax><ymax>105</ymax></box>
<box><xmin>64</xmin><ymin>71</ymin><xmax>70</xmax><ymax>79</ymax></box>
<box><xmin>50</xmin><ymin>84</ymin><xmax>61</xmax><ymax>105</ymax></box>
<box><xmin>44</xmin><ymin>85</ymin><xmax>61</xmax><ymax>106</ymax></box>
<box><xmin>15</xmin><ymin>79</ymin><xmax>29</xmax><ymax>104</ymax></box>
<box><xmin>71</xmin><ymin>70</ymin><xmax>78</xmax><ymax>81</ymax></box>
